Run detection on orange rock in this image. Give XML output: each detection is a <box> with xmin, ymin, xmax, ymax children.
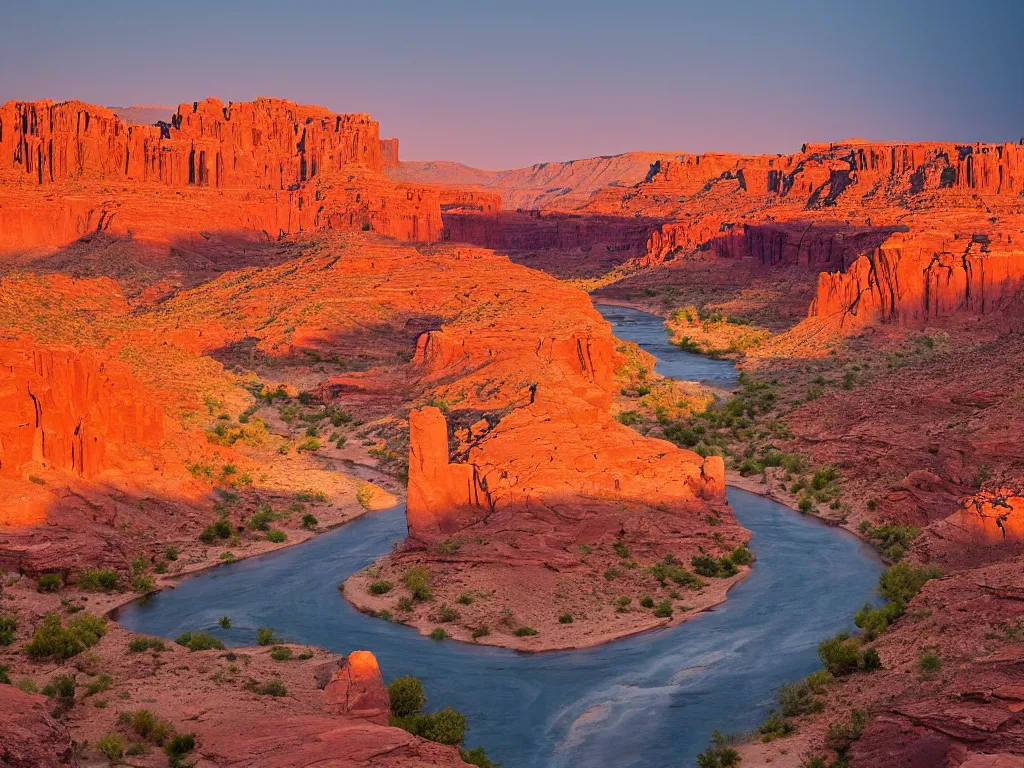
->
<box><xmin>324</xmin><ymin>651</ymin><xmax>391</xmax><ymax>725</ymax></box>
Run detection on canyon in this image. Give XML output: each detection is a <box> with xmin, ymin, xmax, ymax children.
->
<box><xmin>0</xmin><ymin>92</ymin><xmax>1023</xmax><ymax>768</ymax></box>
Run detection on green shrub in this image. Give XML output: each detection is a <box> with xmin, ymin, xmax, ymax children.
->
<box><xmin>219</xmin><ymin>616</ymin><xmax>231</xmax><ymax>629</ymax></box>
<box><xmin>862</xmin><ymin>647</ymin><xmax>882</xmax><ymax>670</ymax></box>
<box><xmin>817</xmin><ymin>632</ymin><xmax>861</xmax><ymax>676</ymax></box>
<box><xmin>248</xmin><ymin>679</ymin><xmax>287</xmax><ymax>696</ymax></box>
<box><xmin>356</xmin><ymin>483</ymin><xmax>375</xmax><ymax>508</ymax></box>
<box><xmin>514</xmin><ymin>626</ymin><xmax>539</xmax><ymax>637</ymax></box>
<box><xmin>650</xmin><ymin>560</ymin><xmax>705</xmax><ymax>589</ymax></box>
<box><xmin>437</xmin><ymin>604</ymin><xmax>460</xmax><ymax>623</ymax></box>
<box><xmin>471</xmin><ymin>626</ymin><xmax>490</xmax><ymax>639</ymax></box>
<box><xmin>879</xmin><ymin>563</ymin><xmax>942</xmax><ymax>604</ymax></box>
<box><xmin>728</xmin><ymin>546</ymin><xmax>753</xmax><ymax>566</ymax></box>
<box><xmin>301</xmin><ymin>513</ymin><xmax>319</xmax><ymax>529</ymax></box>
<box><xmin>369</xmin><ymin>581</ymin><xmax>393</xmax><ymax>595</ymax></box>
<box><xmin>86</xmin><ymin>673</ymin><xmax>113</xmax><ymax>696</ymax></box>
<box><xmin>0</xmin><ymin>665</ymin><xmax>9</xmax><ymax>685</ymax></box>
<box><xmin>398</xmin><ymin>597</ymin><xmax>414</xmax><ymax>612</ymax></box>
<box><xmin>758</xmin><ymin>709</ymin><xmax>793</xmax><ymax>742</ymax></box>
<box><xmin>266</xmin><ymin>529</ymin><xmax>287</xmax><ymax>543</ymax></box>
<box><xmin>78</xmin><ymin>569</ymin><xmax>121</xmax><ymax>592</ymax></box>
<box><xmin>200</xmin><ymin>518</ymin><xmax>233</xmax><ymax>543</ymax></box>
<box><xmin>798</xmin><ymin>497</ymin><xmax>815</xmax><ymax>512</ymax></box>
<box><xmin>778</xmin><ymin>673</ymin><xmax>830</xmax><ymax>717</ymax></box>
<box><xmin>559</xmin><ymin>613</ymin><xmax>574</xmax><ymax>624</ymax></box>
<box><xmin>639</xmin><ymin>595</ymin><xmax>655</xmax><ymax>608</ymax></box>
<box><xmin>603</xmin><ymin>567</ymin><xmax>622</xmax><ymax>581</ymax></box>
<box><xmin>38</xmin><ymin>574</ymin><xmax>63</xmax><ymax>593</ymax></box>
<box><xmin>403</xmin><ymin>567</ymin><xmax>433</xmax><ymax>601</ymax></box>
<box><xmin>164</xmin><ymin>546</ymin><xmax>179</xmax><ymax>561</ymax></box>
<box><xmin>256</xmin><ymin>627</ymin><xmax>281</xmax><ymax>646</ymax></box>
<box><xmin>25</xmin><ymin>613</ymin><xmax>106</xmax><ymax>661</ymax></box>
<box><xmin>164</xmin><ymin>732</ymin><xmax>196</xmax><ymax>762</ymax></box>
<box><xmin>696</xmin><ymin>730</ymin><xmax>740</xmax><ymax>768</ymax></box>
<box><xmin>691</xmin><ymin>555</ymin><xmax>738</xmax><ymax>578</ymax></box>
<box><xmin>613</xmin><ymin>541</ymin><xmax>632</xmax><ymax>559</ymax></box>
<box><xmin>131</xmin><ymin>574</ymin><xmax>156</xmax><ymax>593</ymax></box>
<box><xmin>174</xmin><ymin>631</ymin><xmax>224</xmax><ymax>651</ymax></box>
<box><xmin>125</xmin><ymin>709</ymin><xmax>172</xmax><ymax>745</ymax></box>
<box><xmin>918</xmin><ymin>651</ymin><xmax>941</xmax><ymax>673</ymax></box>
<box><xmin>96</xmin><ymin>732</ymin><xmax>124</xmax><ymax>761</ymax></box>
<box><xmin>388</xmin><ymin>676</ymin><xmax>426</xmax><ymax>718</ymax></box>
<box><xmin>460</xmin><ymin>746</ymin><xmax>499</xmax><ymax>768</ymax></box>
<box><xmin>616</xmin><ymin>411</ymin><xmax>641</xmax><ymax>426</ymax></box>
<box><xmin>42</xmin><ymin>674</ymin><xmax>76</xmax><ymax>701</ymax></box>
<box><xmin>296</xmin><ymin>438</ymin><xmax>321</xmax><ymax>452</ymax></box>
<box><xmin>128</xmin><ymin>636</ymin><xmax>166</xmax><ymax>653</ymax></box>
<box><xmin>0</xmin><ymin>614</ymin><xmax>17</xmax><ymax>646</ymax></box>
<box><xmin>854</xmin><ymin>599</ymin><xmax>905</xmax><ymax>639</ymax></box>
<box><xmin>456</xmin><ymin>592</ymin><xmax>474</xmax><ymax>605</ymax></box>
<box><xmin>653</xmin><ymin>601</ymin><xmax>673</xmax><ymax>618</ymax></box>
<box><xmin>247</xmin><ymin>506</ymin><xmax>280</xmax><ymax>531</ymax></box>
<box><xmin>430</xmin><ymin>628</ymin><xmax>449</xmax><ymax>641</ymax></box>
<box><xmin>270</xmin><ymin>646</ymin><xmax>293</xmax><ymax>661</ymax></box>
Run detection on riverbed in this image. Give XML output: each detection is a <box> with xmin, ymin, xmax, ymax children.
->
<box><xmin>117</xmin><ymin>307</ymin><xmax>881</xmax><ymax>767</ymax></box>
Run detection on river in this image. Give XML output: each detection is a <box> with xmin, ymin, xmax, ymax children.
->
<box><xmin>116</xmin><ymin>306</ymin><xmax>881</xmax><ymax>767</ymax></box>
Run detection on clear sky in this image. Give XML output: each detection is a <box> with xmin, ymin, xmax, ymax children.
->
<box><xmin>2</xmin><ymin>0</ymin><xmax>1022</xmax><ymax>169</ymax></box>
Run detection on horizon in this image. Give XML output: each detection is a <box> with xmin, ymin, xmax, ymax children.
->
<box><xmin>2</xmin><ymin>0</ymin><xmax>1022</xmax><ymax>168</ymax></box>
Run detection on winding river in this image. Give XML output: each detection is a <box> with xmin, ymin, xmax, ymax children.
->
<box><xmin>117</xmin><ymin>306</ymin><xmax>882</xmax><ymax>767</ymax></box>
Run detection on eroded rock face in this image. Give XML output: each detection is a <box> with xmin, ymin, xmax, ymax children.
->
<box><xmin>0</xmin><ymin>98</ymin><xmax>446</xmax><ymax>245</ymax></box>
<box><xmin>0</xmin><ymin>687</ymin><xmax>77</xmax><ymax>767</ymax></box>
<box><xmin>324</xmin><ymin>651</ymin><xmax>391</xmax><ymax>725</ymax></box>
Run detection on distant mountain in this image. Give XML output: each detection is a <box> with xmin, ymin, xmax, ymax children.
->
<box><xmin>389</xmin><ymin>152</ymin><xmax>684</xmax><ymax>210</ymax></box>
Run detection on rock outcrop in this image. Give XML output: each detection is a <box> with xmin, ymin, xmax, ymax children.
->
<box><xmin>323</xmin><ymin>651</ymin><xmax>391</xmax><ymax>725</ymax></box>
<box><xmin>0</xmin><ymin>688</ymin><xmax>77</xmax><ymax>767</ymax></box>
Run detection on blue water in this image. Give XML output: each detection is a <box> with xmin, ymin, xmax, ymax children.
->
<box><xmin>596</xmin><ymin>304</ymin><xmax>739</xmax><ymax>390</ymax></box>
<box><xmin>115</xmin><ymin>310</ymin><xmax>881</xmax><ymax>768</ymax></box>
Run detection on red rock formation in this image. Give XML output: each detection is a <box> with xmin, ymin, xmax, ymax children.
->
<box><xmin>380</xmin><ymin>138</ymin><xmax>400</xmax><ymax>168</ymax></box>
<box><xmin>0</xmin><ymin>339</ymin><xmax>164</xmax><ymax>481</ymax></box>
<box><xmin>324</xmin><ymin>651</ymin><xmax>391</xmax><ymax>725</ymax></box>
<box><xmin>0</xmin><ymin>98</ymin><xmax>451</xmax><ymax>245</ymax></box>
<box><xmin>0</xmin><ymin>688</ymin><xmax>76</xmax><ymax>767</ymax></box>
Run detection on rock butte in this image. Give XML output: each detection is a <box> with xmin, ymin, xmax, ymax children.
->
<box><xmin>1</xmin><ymin>93</ymin><xmax>1023</xmax><ymax>766</ymax></box>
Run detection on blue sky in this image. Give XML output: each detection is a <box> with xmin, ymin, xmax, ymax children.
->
<box><xmin>2</xmin><ymin>0</ymin><xmax>1021</xmax><ymax>168</ymax></box>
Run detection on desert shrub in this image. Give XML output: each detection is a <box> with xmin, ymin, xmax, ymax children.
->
<box><xmin>691</xmin><ymin>555</ymin><xmax>738</xmax><ymax>578</ymax></box>
<box><xmin>256</xmin><ymin>627</ymin><xmax>281</xmax><ymax>646</ymax></box>
<box><xmin>616</xmin><ymin>411</ymin><xmax>641</xmax><ymax>426</ymax></box>
<box><xmin>613</xmin><ymin>541</ymin><xmax>632</xmax><ymax>559</ymax></box>
<box><xmin>0</xmin><ymin>665</ymin><xmax>9</xmax><ymax>685</ymax></box>
<box><xmin>854</xmin><ymin>599</ymin><xmax>905</xmax><ymax>639</ymax></box>
<box><xmin>430</xmin><ymin>628</ymin><xmax>449</xmax><ymax>641</ymax></box>
<box><xmin>219</xmin><ymin>616</ymin><xmax>231</xmax><ymax>629</ymax></box>
<box><xmin>798</xmin><ymin>497</ymin><xmax>815</xmax><ymax>512</ymax></box>
<box><xmin>131</xmin><ymin>574</ymin><xmax>156</xmax><ymax>593</ymax></box>
<box><xmin>199</xmin><ymin>518</ymin><xmax>232</xmax><ymax>543</ymax></box>
<box><xmin>78</xmin><ymin>569</ymin><xmax>121</xmax><ymax>592</ymax></box>
<box><xmin>164</xmin><ymin>546</ymin><xmax>179</xmax><ymax>561</ymax></box>
<box><xmin>862</xmin><ymin>647</ymin><xmax>882</xmax><ymax>670</ymax></box>
<box><xmin>388</xmin><ymin>676</ymin><xmax>426</xmax><ymax>717</ymax></box>
<box><xmin>96</xmin><ymin>733</ymin><xmax>124</xmax><ymax>761</ymax></box>
<box><xmin>650</xmin><ymin>560</ymin><xmax>705</xmax><ymax>589</ymax></box>
<box><xmin>437</xmin><ymin>604</ymin><xmax>460</xmax><ymax>623</ymax></box>
<box><xmin>514</xmin><ymin>626</ymin><xmax>539</xmax><ymax>637</ymax></box>
<box><xmin>653</xmin><ymin>601</ymin><xmax>673</xmax><ymax>618</ymax></box>
<box><xmin>879</xmin><ymin>563</ymin><xmax>942</xmax><ymax>604</ymax></box>
<box><xmin>472</xmin><ymin>626</ymin><xmax>490</xmax><ymax>639</ymax></box>
<box><xmin>603</xmin><ymin>567</ymin><xmax>622</xmax><ymax>581</ymax></box>
<box><xmin>125</xmin><ymin>709</ymin><xmax>172</xmax><ymax>745</ymax></box>
<box><xmin>460</xmin><ymin>746</ymin><xmax>499</xmax><ymax>768</ymax></box>
<box><xmin>164</xmin><ymin>732</ymin><xmax>196</xmax><ymax>763</ymax></box>
<box><xmin>301</xmin><ymin>513</ymin><xmax>319</xmax><ymax>529</ymax></box>
<box><xmin>38</xmin><ymin>574</ymin><xmax>63</xmax><ymax>593</ymax></box>
<box><xmin>356</xmin><ymin>483</ymin><xmax>375</xmax><ymax>508</ymax></box>
<box><xmin>918</xmin><ymin>650</ymin><xmax>941</xmax><ymax>673</ymax></box>
<box><xmin>397</xmin><ymin>596</ymin><xmax>414</xmax><ymax>612</ymax></box>
<box><xmin>128</xmin><ymin>636</ymin><xmax>166</xmax><ymax>653</ymax></box>
<box><xmin>863</xmin><ymin>524</ymin><xmax>920</xmax><ymax>561</ymax></box>
<box><xmin>247</xmin><ymin>505</ymin><xmax>281</xmax><ymax>531</ymax></box>
<box><xmin>817</xmin><ymin>633</ymin><xmax>861</xmax><ymax>676</ymax></box>
<box><xmin>437</xmin><ymin>539</ymin><xmax>462</xmax><ymax>555</ymax></box>
<box><xmin>403</xmin><ymin>567</ymin><xmax>433</xmax><ymax>601</ymax></box>
<box><xmin>86</xmin><ymin>673</ymin><xmax>113</xmax><ymax>696</ymax></box>
<box><xmin>639</xmin><ymin>595</ymin><xmax>655</xmax><ymax>609</ymax></box>
<box><xmin>778</xmin><ymin>673</ymin><xmax>830</xmax><ymax>717</ymax></box>
<box><xmin>270</xmin><ymin>646</ymin><xmax>293</xmax><ymax>661</ymax></box>
<box><xmin>175</xmin><ymin>631</ymin><xmax>224</xmax><ymax>651</ymax></box>
<box><xmin>25</xmin><ymin>613</ymin><xmax>106</xmax><ymax>661</ymax></box>
<box><xmin>758</xmin><ymin>709</ymin><xmax>793</xmax><ymax>741</ymax></box>
<box><xmin>559</xmin><ymin>613</ymin><xmax>574</xmax><ymax>623</ymax></box>
<box><xmin>0</xmin><ymin>614</ymin><xmax>17</xmax><ymax>645</ymax></box>
<box><xmin>696</xmin><ymin>730</ymin><xmax>740</xmax><ymax>768</ymax></box>
<box><xmin>456</xmin><ymin>592</ymin><xmax>474</xmax><ymax>605</ymax></box>
<box><xmin>728</xmin><ymin>546</ymin><xmax>753</xmax><ymax>566</ymax></box>
<box><xmin>246</xmin><ymin>679</ymin><xmax>287</xmax><ymax>696</ymax></box>
<box><xmin>266</xmin><ymin>529</ymin><xmax>287</xmax><ymax>544</ymax></box>
<box><xmin>42</xmin><ymin>674</ymin><xmax>77</xmax><ymax>701</ymax></box>
<box><xmin>370</xmin><ymin>581</ymin><xmax>393</xmax><ymax>595</ymax></box>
